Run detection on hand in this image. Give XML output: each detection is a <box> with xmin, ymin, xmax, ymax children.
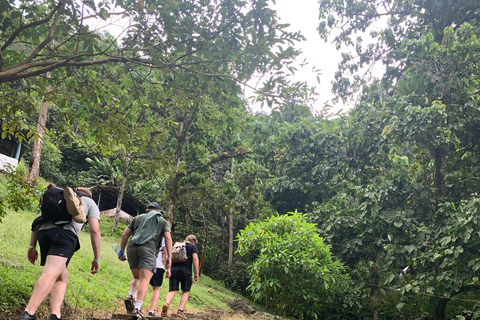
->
<box><xmin>91</xmin><ymin>260</ymin><xmax>100</xmax><ymax>274</ymax></box>
<box><xmin>166</xmin><ymin>269</ymin><xmax>171</xmax><ymax>278</ymax></box>
<box><xmin>118</xmin><ymin>255</ymin><xmax>127</xmax><ymax>261</ymax></box>
<box><xmin>27</xmin><ymin>248</ymin><xmax>38</xmax><ymax>265</ymax></box>
<box><xmin>194</xmin><ymin>273</ymin><xmax>199</xmax><ymax>282</ymax></box>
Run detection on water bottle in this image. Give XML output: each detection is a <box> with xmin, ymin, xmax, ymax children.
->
<box><xmin>112</xmin><ymin>243</ymin><xmax>125</xmax><ymax>259</ymax></box>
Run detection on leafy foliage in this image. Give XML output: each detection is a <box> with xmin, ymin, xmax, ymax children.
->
<box><xmin>237</xmin><ymin>211</ymin><xmax>348</xmax><ymax>319</ymax></box>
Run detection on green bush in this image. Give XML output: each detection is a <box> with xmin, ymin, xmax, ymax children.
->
<box><xmin>237</xmin><ymin>211</ymin><xmax>350</xmax><ymax>319</ymax></box>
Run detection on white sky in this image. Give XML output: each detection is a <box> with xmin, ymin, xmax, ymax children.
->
<box><xmin>269</xmin><ymin>0</ymin><xmax>347</xmax><ymax>114</ymax></box>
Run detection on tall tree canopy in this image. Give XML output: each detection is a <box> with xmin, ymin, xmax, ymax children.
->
<box><xmin>317</xmin><ymin>0</ymin><xmax>480</xmax><ymax>100</ymax></box>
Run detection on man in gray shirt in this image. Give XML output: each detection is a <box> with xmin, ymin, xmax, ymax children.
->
<box><xmin>20</xmin><ymin>187</ymin><xmax>102</xmax><ymax>320</ymax></box>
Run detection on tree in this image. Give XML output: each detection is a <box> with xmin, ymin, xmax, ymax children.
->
<box><xmin>317</xmin><ymin>0</ymin><xmax>480</xmax><ymax>101</ymax></box>
<box><xmin>237</xmin><ymin>211</ymin><xmax>348</xmax><ymax>319</ymax></box>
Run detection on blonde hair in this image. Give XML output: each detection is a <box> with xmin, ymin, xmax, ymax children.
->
<box><xmin>77</xmin><ymin>187</ymin><xmax>92</xmax><ymax>198</ymax></box>
<box><xmin>185</xmin><ymin>234</ymin><xmax>197</xmax><ymax>244</ymax></box>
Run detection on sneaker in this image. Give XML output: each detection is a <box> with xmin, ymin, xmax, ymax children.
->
<box><xmin>19</xmin><ymin>311</ymin><xmax>36</xmax><ymax>320</ymax></box>
<box><xmin>48</xmin><ymin>314</ymin><xmax>62</xmax><ymax>320</ymax></box>
<box><xmin>148</xmin><ymin>311</ymin><xmax>155</xmax><ymax>317</ymax></box>
<box><xmin>161</xmin><ymin>304</ymin><xmax>169</xmax><ymax>317</ymax></box>
<box><xmin>132</xmin><ymin>308</ymin><xmax>145</xmax><ymax>319</ymax></box>
<box><xmin>125</xmin><ymin>295</ymin><xmax>136</xmax><ymax>314</ymax></box>
<box><xmin>176</xmin><ymin>310</ymin><xmax>187</xmax><ymax>319</ymax></box>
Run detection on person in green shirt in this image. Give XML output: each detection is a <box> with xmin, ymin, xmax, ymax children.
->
<box><xmin>119</xmin><ymin>202</ymin><xmax>172</xmax><ymax>320</ymax></box>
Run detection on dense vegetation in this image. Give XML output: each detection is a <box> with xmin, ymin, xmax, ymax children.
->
<box><xmin>2</xmin><ymin>0</ymin><xmax>480</xmax><ymax>319</ymax></box>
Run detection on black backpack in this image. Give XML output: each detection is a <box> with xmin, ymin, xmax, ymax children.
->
<box><xmin>31</xmin><ymin>185</ymin><xmax>91</xmax><ymax>231</ymax></box>
<box><xmin>40</xmin><ymin>185</ymin><xmax>71</xmax><ymax>222</ymax></box>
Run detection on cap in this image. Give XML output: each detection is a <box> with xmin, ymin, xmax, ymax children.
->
<box><xmin>147</xmin><ymin>202</ymin><xmax>161</xmax><ymax>211</ymax></box>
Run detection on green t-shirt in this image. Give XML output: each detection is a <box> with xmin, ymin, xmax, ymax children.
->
<box><xmin>127</xmin><ymin>213</ymin><xmax>171</xmax><ymax>253</ymax></box>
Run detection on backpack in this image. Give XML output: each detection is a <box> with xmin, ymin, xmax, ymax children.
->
<box><xmin>32</xmin><ymin>185</ymin><xmax>89</xmax><ymax>230</ymax></box>
<box><xmin>171</xmin><ymin>241</ymin><xmax>188</xmax><ymax>264</ymax></box>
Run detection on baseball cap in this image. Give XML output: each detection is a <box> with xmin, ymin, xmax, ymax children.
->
<box><xmin>147</xmin><ymin>202</ymin><xmax>161</xmax><ymax>211</ymax></box>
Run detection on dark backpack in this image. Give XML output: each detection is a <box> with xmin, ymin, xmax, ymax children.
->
<box><xmin>31</xmin><ymin>185</ymin><xmax>91</xmax><ymax>231</ymax></box>
<box><xmin>40</xmin><ymin>185</ymin><xmax>71</xmax><ymax>222</ymax></box>
<box><xmin>171</xmin><ymin>241</ymin><xmax>188</xmax><ymax>264</ymax></box>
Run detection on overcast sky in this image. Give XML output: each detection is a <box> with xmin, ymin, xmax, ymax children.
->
<box><xmin>269</xmin><ymin>0</ymin><xmax>347</xmax><ymax>114</ymax></box>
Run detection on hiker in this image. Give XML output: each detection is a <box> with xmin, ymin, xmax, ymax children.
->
<box><xmin>120</xmin><ymin>202</ymin><xmax>172</xmax><ymax>320</ymax></box>
<box><xmin>20</xmin><ymin>187</ymin><xmax>101</xmax><ymax>320</ymax></box>
<box><xmin>127</xmin><ymin>238</ymin><xmax>168</xmax><ymax>317</ymax></box>
<box><xmin>161</xmin><ymin>234</ymin><xmax>200</xmax><ymax>319</ymax></box>
<box><xmin>147</xmin><ymin>238</ymin><xmax>169</xmax><ymax>317</ymax></box>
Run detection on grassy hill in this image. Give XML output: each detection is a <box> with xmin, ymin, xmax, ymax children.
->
<box><xmin>0</xmin><ymin>202</ymin><xmax>256</xmax><ymax>320</ymax></box>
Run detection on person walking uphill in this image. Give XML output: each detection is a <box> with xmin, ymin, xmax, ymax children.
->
<box><xmin>20</xmin><ymin>187</ymin><xmax>101</xmax><ymax>320</ymax></box>
<box><xmin>161</xmin><ymin>235</ymin><xmax>200</xmax><ymax>319</ymax></box>
<box><xmin>119</xmin><ymin>202</ymin><xmax>172</xmax><ymax>320</ymax></box>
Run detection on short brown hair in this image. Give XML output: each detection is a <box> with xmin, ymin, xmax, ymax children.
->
<box><xmin>185</xmin><ymin>234</ymin><xmax>197</xmax><ymax>244</ymax></box>
<box><xmin>77</xmin><ymin>187</ymin><xmax>92</xmax><ymax>198</ymax></box>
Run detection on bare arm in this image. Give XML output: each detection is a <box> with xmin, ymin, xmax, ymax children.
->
<box><xmin>192</xmin><ymin>253</ymin><xmax>200</xmax><ymax>281</ymax></box>
<box><xmin>164</xmin><ymin>231</ymin><xmax>172</xmax><ymax>270</ymax></box>
<box><xmin>27</xmin><ymin>230</ymin><xmax>38</xmax><ymax>265</ymax></box>
<box><xmin>120</xmin><ymin>227</ymin><xmax>133</xmax><ymax>260</ymax></box>
<box><xmin>89</xmin><ymin>217</ymin><xmax>101</xmax><ymax>274</ymax></box>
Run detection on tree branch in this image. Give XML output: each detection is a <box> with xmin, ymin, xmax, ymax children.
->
<box><xmin>1</xmin><ymin>1</ymin><xmax>63</xmax><ymax>53</ymax></box>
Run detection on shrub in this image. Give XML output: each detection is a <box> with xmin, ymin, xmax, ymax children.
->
<box><xmin>236</xmin><ymin>211</ymin><xmax>350</xmax><ymax>319</ymax></box>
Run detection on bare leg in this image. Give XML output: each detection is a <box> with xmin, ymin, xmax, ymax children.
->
<box><xmin>129</xmin><ymin>277</ymin><xmax>140</xmax><ymax>299</ymax></box>
<box><xmin>178</xmin><ymin>291</ymin><xmax>190</xmax><ymax>311</ymax></box>
<box><xmin>136</xmin><ymin>269</ymin><xmax>154</xmax><ymax>303</ymax></box>
<box><xmin>165</xmin><ymin>290</ymin><xmax>177</xmax><ymax>305</ymax></box>
<box><xmin>49</xmin><ymin>268</ymin><xmax>69</xmax><ymax>317</ymax></box>
<box><xmin>24</xmin><ymin>255</ymin><xmax>68</xmax><ymax>315</ymax></box>
<box><xmin>148</xmin><ymin>286</ymin><xmax>160</xmax><ymax>313</ymax></box>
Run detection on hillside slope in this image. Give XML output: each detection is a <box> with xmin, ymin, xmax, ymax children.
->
<box><xmin>0</xmin><ymin>208</ymin><xmax>259</xmax><ymax>320</ymax></box>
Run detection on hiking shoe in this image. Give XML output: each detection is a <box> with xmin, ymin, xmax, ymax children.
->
<box><xmin>176</xmin><ymin>310</ymin><xmax>187</xmax><ymax>319</ymax></box>
<box><xmin>47</xmin><ymin>314</ymin><xmax>62</xmax><ymax>320</ymax></box>
<box><xmin>19</xmin><ymin>311</ymin><xmax>36</xmax><ymax>320</ymax></box>
<box><xmin>147</xmin><ymin>311</ymin><xmax>155</xmax><ymax>317</ymax></box>
<box><xmin>161</xmin><ymin>304</ymin><xmax>169</xmax><ymax>317</ymax></box>
<box><xmin>132</xmin><ymin>308</ymin><xmax>145</xmax><ymax>319</ymax></box>
<box><xmin>125</xmin><ymin>295</ymin><xmax>136</xmax><ymax>314</ymax></box>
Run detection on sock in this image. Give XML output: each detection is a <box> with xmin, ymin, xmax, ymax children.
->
<box><xmin>128</xmin><ymin>289</ymin><xmax>136</xmax><ymax>297</ymax></box>
<box><xmin>135</xmin><ymin>300</ymin><xmax>143</xmax><ymax>310</ymax></box>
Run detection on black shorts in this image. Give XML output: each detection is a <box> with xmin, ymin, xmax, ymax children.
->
<box><xmin>150</xmin><ymin>268</ymin><xmax>165</xmax><ymax>287</ymax></box>
<box><xmin>169</xmin><ymin>266</ymin><xmax>193</xmax><ymax>292</ymax></box>
<box><xmin>38</xmin><ymin>228</ymin><xmax>79</xmax><ymax>266</ymax></box>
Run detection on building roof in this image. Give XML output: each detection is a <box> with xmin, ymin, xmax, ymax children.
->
<box><xmin>91</xmin><ymin>185</ymin><xmax>145</xmax><ymax>217</ymax></box>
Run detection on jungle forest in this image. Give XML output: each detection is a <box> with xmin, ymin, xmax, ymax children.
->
<box><xmin>1</xmin><ymin>0</ymin><xmax>480</xmax><ymax>319</ymax></box>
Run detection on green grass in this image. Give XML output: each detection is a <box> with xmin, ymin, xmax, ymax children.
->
<box><xmin>0</xmin><ymin>207</ymin><xmax>254</xmax><ymax>319</ymax></box>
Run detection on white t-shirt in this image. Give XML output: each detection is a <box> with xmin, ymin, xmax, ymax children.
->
<box><xmin>156</xmin><ymin>238</ymin><xmax>166</xmax><ymax>269</ymax></box>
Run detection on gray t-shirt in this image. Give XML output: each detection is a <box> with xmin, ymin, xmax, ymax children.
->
<box><xmin>38</xmin><ymin>196</ymin><xmax>101</xmax><ymax>236</ymax></box>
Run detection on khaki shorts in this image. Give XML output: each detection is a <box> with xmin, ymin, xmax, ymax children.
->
<box><xmin>126</xmin><ymin>244</ymin><xmax>156</xmax><ymax>272</ymax></box>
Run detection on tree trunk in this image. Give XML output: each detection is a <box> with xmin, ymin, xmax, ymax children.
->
<box><xmin>199</xmin><ymin>213</ymin><xmax>208</xmax><ymax>275</ymax></box>
<box><xmin>371</xmin><ymin>260</ymin><xmax>380</xmax><ymax>320</ymax></box>
<box><xmin>113</xmin><ymin>150</ymin><xmax>131</xmax><ymax>230</ymax></box>
<box><xmin>167</xmin><ymin>195</ymin><xmax>175</xmax><ymax>226</ymax></box>
<box><xmin>434</xmin><ymin>146</ymin><xmax>445</xmax><ymax>199</ymax></box>
<box><xmin>27</xmin><ymin>84</ymin><xmax>52</xmax><ymax>184</ymax></box>
<box><xmin>167</xmin><ymin>143</ymin><xmax>182</xmax><ymax>225</ymax></box>
<box><xmin>433</xmin><ymin>297</ymin><xmax>449</xmax><ymax>320</ymax></box>
<box><xmin>228</xmin><ymin>158</ymin><xmax>234</xmax><ymax>267</ymax></box>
